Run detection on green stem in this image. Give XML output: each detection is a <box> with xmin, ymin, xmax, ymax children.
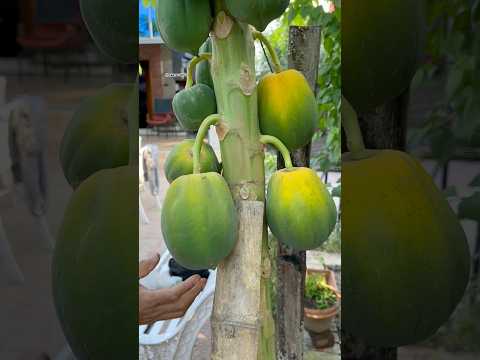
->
<box><xmin>252</xmin><ymin>30</ymin><xmax>282</xmax><ymax>73</ymax></box>
<box><xmin>214</xmin><ymin>0</ymin><xmax>224</xmax><ymax>12</ymax></box>
<box><xmin>186</xmin><ymin>53</ymin><xmax>212</xmax><ymax>88</ymax></box>
<box><xmin>193</xmin><ymin>114</ymin><xmax>221</xmax><ymax>174</ymax></box>
<box><xmin>260</xmin><ymin>135</ymin><xmax>293</xmax><ymax>169</ymax></box>
<box><xmin>342</xmin><ymin>95</ymin><xmax>366</xmax><ymax>158</ymax></box>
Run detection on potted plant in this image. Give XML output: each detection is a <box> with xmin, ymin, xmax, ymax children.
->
<box><xmin>304</xmin><ymin>269</ymin><xmax>341</xmax><ymax>349</ymax></box>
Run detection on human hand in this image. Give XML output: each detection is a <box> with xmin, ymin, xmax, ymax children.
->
<box><xmin>139</xmin><ymin>254</ymin><xmax>207</xmax><ymax>325</ymax></box>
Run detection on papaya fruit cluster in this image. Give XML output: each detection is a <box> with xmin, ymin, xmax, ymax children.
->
<box><xmin>156</xmin><ymin>0</ymin><xmax>290</xmax><ymax>54</ymax></box>
<box><xmin>158</xmin><ymin>0</ymin><xmax>338</xmax><ymax>272</ymax></box>
<box><xmin>53</xmin><ymin>82</ymin><xmax>138</xmax><ymax>360</ymax></box>
<box><xmin>52</xmin><ymin>3</ymin><xmax>141</xmax><ymax>358</ymax></box>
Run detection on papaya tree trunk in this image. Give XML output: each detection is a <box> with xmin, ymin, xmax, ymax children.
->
<box><xmin>275</xmin><ymin>26</ymin><xmax>321</xmax><ymax>360</ymax></box>
<box><xmin>210</xmin><ymin>3</ymin><xmax>276</xmax><ymax>359</ymax></box>
<box><xmin>341</xmin><ymin>88</ymin><xmax>410</xmax><ymax>360</ymax></box>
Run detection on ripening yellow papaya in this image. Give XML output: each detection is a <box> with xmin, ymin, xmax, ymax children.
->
<box><xmin>258</xmin><ymin>69</ymin><xmax>317</xmax><ymax>151</ymax></box>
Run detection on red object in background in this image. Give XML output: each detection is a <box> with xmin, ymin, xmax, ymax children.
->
<box><xmin>147</xmin><ymin>98</ymin><xmax>175</xmax><ymax>127</ymax></box>
<box><xmin>17</xmin><ymin>23</ymin><xmax>85</xmax><ymax>51</ymax></box>
<box><xmin>147</xmin><ymin>113</ymin><xmax>174</xmax><ymax>127</ymax></box>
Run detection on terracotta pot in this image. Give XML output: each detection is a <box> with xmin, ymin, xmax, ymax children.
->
<box><xmin>304</xmin><ymin>269</ymin><xmax>340</xmax><ymax>344</ymax></box>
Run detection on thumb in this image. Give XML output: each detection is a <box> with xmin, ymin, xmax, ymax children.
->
<box><xmin>139</xmin><ymin>253</ymin><xmax>160</xmax><ymax>278</ymax></box>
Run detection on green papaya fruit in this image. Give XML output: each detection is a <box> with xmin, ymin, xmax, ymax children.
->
<box><xmin>224</xmin><ymin>0</ymin><xmax>290</xmax><ymax>31</ymax></box>
<box><xmin>173</xmin><ymin>84</ymin><xmax>217</xmax><ymax>131</ymax></box>
<box><xmin>161</xmin><ymin>172</ymin><xmax>237</xmax><ymax>270</ymax></box>
<box><xmin>258</xmin><ymin>69</ymin><xmax>317</xmax><ymax>150</ymax></box>
<box><xmin>196</xmin><ymin>38</ymin><xmax>214</xmax><ymax>89</ymax></box>
<box><xmin>266</xmin><ymin>167</ymin><xmax>337</xmax><ymax>250</ymax></box>
<box><xmin>343</xmin><ymin>0</ymin><xmax>425</xmax><ymax>112</ymax></box>
<box><xmin>80</xmin><ymin>0</ymin><xmax>137</xmax><ymax>63</ymax></box>
<box><xmin>60</xmin><ymin>84</ymin><xmax>132</xmax><ymax>188</ymax></box>
<box><xmin>156</xmin><ymin>0</ymin><xmax>213</xmax><ymax>54</ymax></box>
<box><xmin>342</xmin><ymin>150</ymin><xmax>471</xmax><ymax>346</ymax></box>
<box><xmin>164</xmin><ymin>139</ymin><xmax>220</xmax><ymax>183</ymax></box>
<box><xmin>52</xmin><ymin>166</ymin><xmax>137</xmax><ymax>359</ymax></box>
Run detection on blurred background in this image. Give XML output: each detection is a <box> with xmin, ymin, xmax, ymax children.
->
<box><xmin>0</xmin><ymin>1</ymin><xmax>134</xmax><ymax>358</ymax></box>
<box><xmin>402</xmin><ymin>0</ymin><xmax>480</xmax><ymax>357</ymax></box>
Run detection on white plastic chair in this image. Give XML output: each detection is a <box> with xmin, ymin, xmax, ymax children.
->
<box><xmin>140</xmin><ymin>144</ymin><xmax>162</xmax><ymax>208</ymax></box>
<box><xmin>139</xmin><ymin>196</ymin><xmax>150</xmax><ymax>225</ymax></box>
<box><xmin>0</xmin><ymin>215</ymin><xmax>24</xmax><ymax>286</ymax></box>
<box><xmin>3</xmin><ymin>97</ymin><xmax>54</xmax><ymax>251</ymax></box>
<box><xmin>139</xmin><ymin>137</ymin><xmax>150</xmax><ymax>224</ymax></box>
<box><xmin>139</xmin><ymin>251</ymin><xmax>217</xmax><ymax>360</ymax></box>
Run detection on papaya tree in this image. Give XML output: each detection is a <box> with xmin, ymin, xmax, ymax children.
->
<box><xmin>157</xmin><ymin>0</ymin><xmax>336</xmax><ymax>359</ymax></box>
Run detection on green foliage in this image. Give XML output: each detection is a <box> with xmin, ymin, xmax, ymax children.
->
<box><xmin>305</xmin><ymin>272</ymin><xmax>337</xmax><ymax>310</ymax></box>
<box><xmin>264</xmin><ymin>151</ymin><xmax>278</xmax><ymax>181</ymax></box>
<box><xmin>319</xmin><ymin>221</ymin><xmax>341</xmax><ymax>253</ymax></box>
<box><xmin>259</xmin><ymin>0</ymin><xmax>341</xmax><ymax>172</ymax></box>
<box><xmin>409</xmin><ymin>0</ymin><xmax>480</xmax><ymax>168</ymax></box>
<box><xmin>408</xmin><ymin>0</ymin><xmax>480</xmax><ymax>242</ymax></box>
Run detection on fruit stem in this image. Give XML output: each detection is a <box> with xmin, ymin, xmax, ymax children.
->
<box><xmin>214</xmin><ymin>0</ymin><xmax>224</xmax><ymax>12</ymax></box>
<box><xmin>252</xmin><ymin>30</ymin><xmax>282</xmax><ymax>74</ymax></box>
<box><xmin>193</xmin><ymin>114</ymin><xmax>222</xmax><ymax>174</ymax></box>
<box><xmin>186</xmin><ymin>53</ymin><xmax>212</xmax><ymax>89</ymax></box>
<box><xmin>342</xmin><ymin>95</ymin><xmax>367</xmax><ymax>159</ymax></box>
<box><xmin>260</xmin><ymin>134</ymin><xmax>293</xmax><ymax>169</ymax></box>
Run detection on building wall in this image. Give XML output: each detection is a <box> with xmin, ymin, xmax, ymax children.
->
<box><xmin>140</xmin><ymin>43</ymin><xmax>177</xmax><ymax>116</ymax></box>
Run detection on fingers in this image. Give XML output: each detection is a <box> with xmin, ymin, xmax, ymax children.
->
<box><xmin>139</xmin><ymin>253</ymin><xmax>160</xmax><ymax>278</ymax></box>
<box><xmin>139</xmin><ymin>276</ymin><xmax>207</xmax><ymax>325</ymax></box>
<box><xmin>172</xmin><ymin>276</ymin><xmax>207</xmax><ymax>313</ymax></box>
<box><xmin>170</xmin><ymin>274</ymin><xmax>201</xmax><ymax>297</ymax></box>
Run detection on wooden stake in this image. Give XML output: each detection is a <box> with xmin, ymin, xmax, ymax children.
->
<box><xmin>275</xmin><ymin>26</ymin><xmax>321</xmax><ymax>360</ymax></box>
